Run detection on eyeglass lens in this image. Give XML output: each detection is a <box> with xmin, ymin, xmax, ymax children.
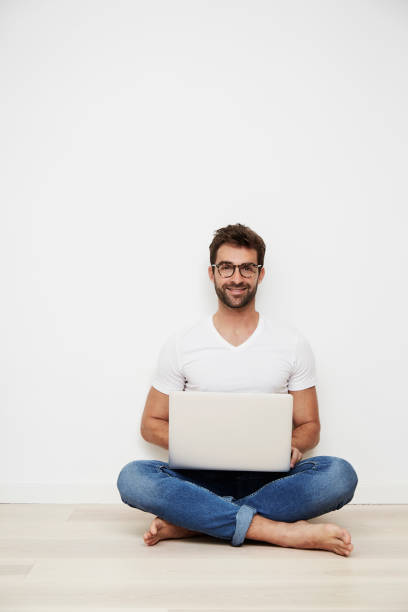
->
<box><xmin>217</xmin><ymin>264</ymin><xmax>257</xmax><ymax>278</ymax></box>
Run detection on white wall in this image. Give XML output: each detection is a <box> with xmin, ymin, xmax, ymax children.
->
<box><xmin>1</xmin><ymin>0</ymin><xmax>407</xmax><ymax>503</ymax></box>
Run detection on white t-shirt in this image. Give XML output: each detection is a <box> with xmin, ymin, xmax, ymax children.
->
<box><xmin>151</xmin><ymin>313</ymin><xmax>317</xmax><ymax>395</ymax></box>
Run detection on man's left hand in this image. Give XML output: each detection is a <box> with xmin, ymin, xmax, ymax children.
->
<box><xmin>290</xmin><ymin>446</ymin><xmax>303</xmax><ymax>469</ymax></box>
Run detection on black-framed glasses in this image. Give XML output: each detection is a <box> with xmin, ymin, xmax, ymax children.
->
<box><xmin>211</xmin><ymin>263</ymin><xmax>262</xmax><ymax>279</ymax></box>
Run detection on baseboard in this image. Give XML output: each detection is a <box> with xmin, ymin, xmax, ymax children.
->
<box><xmin>0</xmin><ymin>482</ymin><xmax>407</xmax><ymax>504</ymax></box>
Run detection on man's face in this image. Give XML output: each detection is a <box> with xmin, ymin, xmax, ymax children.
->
<box><xmin>208</xmin><ymin>243</ymin><xmax>265</xmax><ymax>310</ymax></box>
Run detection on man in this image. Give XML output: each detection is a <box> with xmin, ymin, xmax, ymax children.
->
<box><xmin>117</xmin><ymin>223</ymin><xmax>358</xmax><ymax>556</ymax></box>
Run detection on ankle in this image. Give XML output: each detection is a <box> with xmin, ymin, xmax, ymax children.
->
<box><xmin>246</xmin><ymin>513</ymin><xmax>286</xmax><ymax>543</ymax></box>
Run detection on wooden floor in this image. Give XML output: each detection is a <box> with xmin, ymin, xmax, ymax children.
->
<box><xmin>0</xmin><ymin>504</ymin><xmax>407</xmax><ymax>611</ymax></box>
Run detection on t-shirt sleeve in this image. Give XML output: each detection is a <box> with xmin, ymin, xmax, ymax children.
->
<box><xmin>151</xmin><ymin>332</ymin><xmax>186</xmax><ymax>394</ymax></box>
<box><xmin>287</xmin><ymin>333</ymin><xmax>317</xmax><ymax>391</ymax></box>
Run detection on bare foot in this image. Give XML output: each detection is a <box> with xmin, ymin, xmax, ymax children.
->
<box><xmin>143</xmin><ymin>516</ymin><xmax>201</xmax><ymax>546</ymax></box>
<box><xmin>246</xmin><ymin>515</ymin><xmax>354</xmax><ymax>557</ymax></box>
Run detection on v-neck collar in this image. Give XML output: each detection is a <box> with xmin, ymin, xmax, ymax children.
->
<box><xmin>209</xmin><ymin>313</ymin><xmax>264</xmax><ymax>350</ymax></box>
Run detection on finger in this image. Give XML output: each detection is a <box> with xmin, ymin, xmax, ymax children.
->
<box><xmin>292</xmin><ymin>449</ymin><xmax>302</xmax><ymax>468</ymax></box>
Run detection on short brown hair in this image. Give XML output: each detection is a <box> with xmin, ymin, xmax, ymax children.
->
<box><xmin>209</xmin><ymin>223</ymin><xmax>266</xmax><ymax>267</ymax></box>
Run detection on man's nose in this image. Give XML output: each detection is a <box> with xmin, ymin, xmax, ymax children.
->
<box><xmin>231</xmin><ymin>267</ymin><xmax>243</xmax><ymax>282</ymax></box>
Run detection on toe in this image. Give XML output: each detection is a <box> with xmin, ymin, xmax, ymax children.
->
<box><xmin>144</xmin><ymin>533</ymin><xmax>157</xmax><ymax>545</ymax></box>
<box><xmin>332</xmin><ymin>537</ymin><xmax>351</xmax><ymax>556</ymax></box>
<box><xmin>341</xmin><ymin>529</ymin><xmax>351</xmax><ymax>544</ymax></box>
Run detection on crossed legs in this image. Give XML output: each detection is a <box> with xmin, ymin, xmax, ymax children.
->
<box><xmin>117</xmin><ymin>456</ymin><xmax>358</xmax><ymax>556</ymax></box>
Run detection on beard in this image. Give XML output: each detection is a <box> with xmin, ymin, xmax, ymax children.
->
<box><xmin>214</xmin><ymin>280</ymin><xmax>258</xmax><ymax>309</ymax></box>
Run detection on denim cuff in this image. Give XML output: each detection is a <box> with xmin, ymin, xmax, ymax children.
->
<box><xmin>231</xmin><ymin>504</ymin><xmax>257</xmax><ymax>546</ymax></box>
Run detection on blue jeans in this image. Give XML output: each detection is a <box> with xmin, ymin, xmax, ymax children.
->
<box><xmin>116</xmin><ymin>456</ymin><xmax>358</xmax><ymax>547</ymax></box>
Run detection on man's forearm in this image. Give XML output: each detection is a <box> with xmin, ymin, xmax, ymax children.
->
<box><xmin>291</xmin><ymin>422</ymin><xmax>320</xmax><ymax>453</ymax></box>
<box><xmin>141</xmin><ymin>418</ymin><xmax>169</xmax><ymax>450</ymax></box>
<box><xmin>141</xmin><ymin>418</ymin><xmax>318</xmax><ymax>454</ymax></box>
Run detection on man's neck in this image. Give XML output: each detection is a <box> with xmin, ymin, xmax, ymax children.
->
<box><xmin>213</xmin><ymin>306</ymin><xmax>259</xmax><ymax>331</ymax></box>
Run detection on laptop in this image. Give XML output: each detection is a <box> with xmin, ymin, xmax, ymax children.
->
<box><xmin>168</xmin><ymin>391</ymin><xmax>293</xmax><ymax>472</ymax></box>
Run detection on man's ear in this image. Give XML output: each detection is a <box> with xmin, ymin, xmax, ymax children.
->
<box><xmin>208</xmin><ymin>265</ymin><xmax>214</xmax><ymax>281</ymax></box>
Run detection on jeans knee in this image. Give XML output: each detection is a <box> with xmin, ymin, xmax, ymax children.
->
<box><xmin>117</xmin><ymin>460</ymin><xmax>146</xmax><ymax>505</ymax></box>
<box><xmin>116</xmin><ymin>459</ymin><xmax>162</xmax><ymax>508</ymax></box>
<box><xmin>117</xmin><ymin>461</ymin><xmax>135</xmax><ymax>503</ymax></box>
<box><xmin>329</xmin><ymin>457</ymin><xmax>358</xmax><ymax>503</ymax></box>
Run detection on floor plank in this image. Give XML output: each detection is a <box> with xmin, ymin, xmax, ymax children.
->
<box><xmin>0</xmin><ymin>504</ymin><xmax>407</xmax><ymax>610</ymax></box>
